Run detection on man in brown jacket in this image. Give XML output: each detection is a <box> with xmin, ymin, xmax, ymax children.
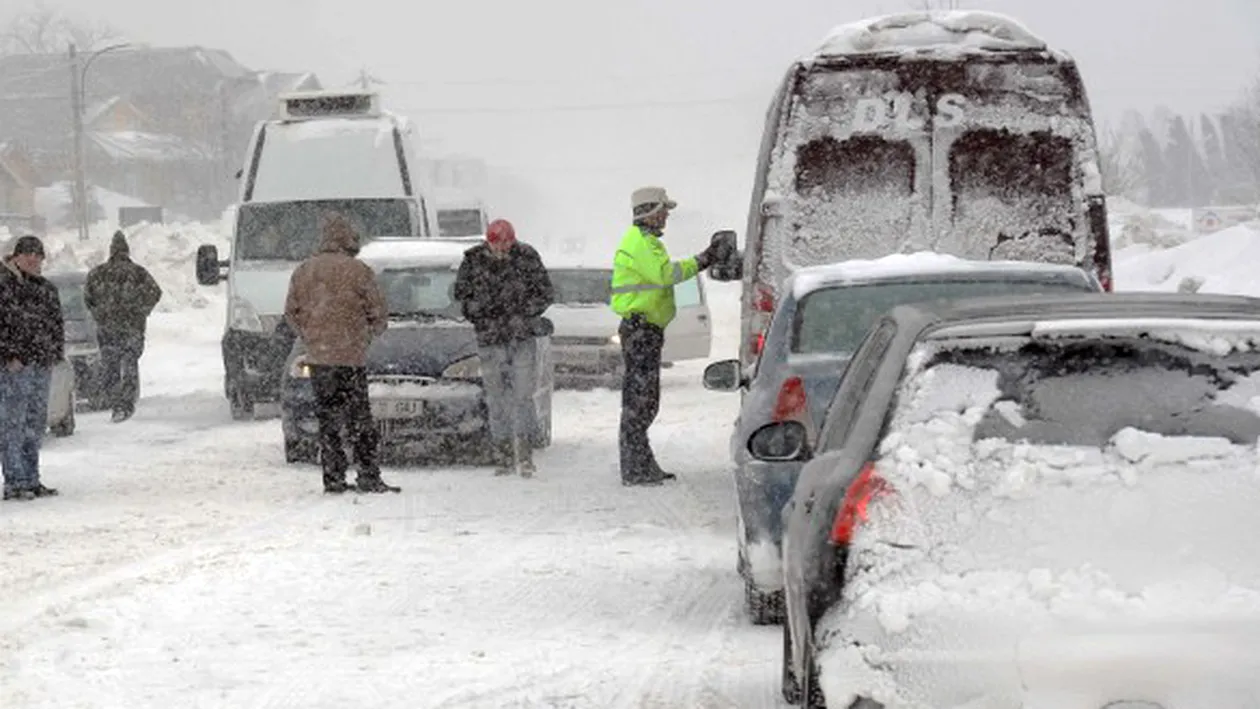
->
<box><xmin>284</xmin><ymin>214</ymin><xmax>399</xmax><ymax>494</ymax></box>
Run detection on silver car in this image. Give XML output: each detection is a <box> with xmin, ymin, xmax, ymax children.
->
<box><xmin>702</xmin><ymin>256</ymin><xmax>1101</xmax><ymax>625</ymax></box>
<box><xmin>768</xmin><ymin>292</ymin><xmax>1260</xmax><ymax>708</ymax></box>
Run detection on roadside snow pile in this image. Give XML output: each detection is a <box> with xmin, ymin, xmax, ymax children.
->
<box><xmin>1107</xmin><ymin>196</ymin><xmax>1195</xmax><ymax>249</ymax></box>
<box><xmin>1114</xmin><ymin>223</ymin><xmax>1260</xmax><ymax>296</ymax></box>
<box><xmin>2</xmin><ymin>221</ymin><xmax>229</xmax><ymax>313</ymax></box>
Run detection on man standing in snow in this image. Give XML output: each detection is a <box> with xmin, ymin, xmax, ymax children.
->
<box><xmin>84</xmin><ymin>230</ymin><xmax>163</xmax><ymax>422</ymax></box>
<box><xmin>453</xmin><ymin>218</ymin><xmax>554</xmax><ymax>478</ymax></box>
<box><xmin>284</xmin><ymin>214</ymin><xmax>399</xmax><ymax>494</ymax></box>
<box><xmin>0</xmin><ymin>236</ymin><xmax>64</xmax><ymax>500</ymax></box>
<box><xmin>610</xmin><ymin>187</ymin><xmax>722</xmax><ymax>486</ymax></box>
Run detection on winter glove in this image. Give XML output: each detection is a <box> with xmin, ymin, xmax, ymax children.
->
<box><xmin>694</xmin><ymin>242</ymin><xmax>720</xmax><ymax>271</ymax></box>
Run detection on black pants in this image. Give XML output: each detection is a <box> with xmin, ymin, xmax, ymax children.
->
<box><xmin>309</xmin><ymin>364</ymin><xmax>381</xmax><ymax>484</ymax></box>
<box><xmin>98</xmin><ymin>331</ymin><xmax>143</xmax><ymax>416</ymax></box>
<box><xmin>619</xmin><ymin>315</ymin><xmax>664</xmax><ymax>480</ymax></box>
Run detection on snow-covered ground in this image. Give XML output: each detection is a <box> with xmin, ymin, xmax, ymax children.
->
<box><xmin>2</xmin><ymin>218</ymin><xmax>1258</xmax><ymax>707</ymax></box>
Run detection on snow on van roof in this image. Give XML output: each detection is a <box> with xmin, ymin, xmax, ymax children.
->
<box><xmin>810</xmin><ymin>10</ymin><xmax>1048</xmax><ymax>60</ymax></box>
<box><xmin>358</xmin><ymin>237</ymin><xmax>474</xmax><ymax>270</ymax></box>
<box><xmin>788</xmin><ymin>252</ymin><xmax>1088</xmax><ymax>299</ymax></box>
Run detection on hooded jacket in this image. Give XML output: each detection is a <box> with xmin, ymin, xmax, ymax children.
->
<box><xmin>0</xmin><ymin>256</ymin><xmax>64</xmax><ymax>367</ymax></box>
<box><xmin>283</xmin><ymin>217</ymin><xmax>388</xmax><ymax>367</ymax></box>
<box><xmin>84</xmin><ymin>231</ymin><xmax>163</xmax><ymax>340</ymax></box>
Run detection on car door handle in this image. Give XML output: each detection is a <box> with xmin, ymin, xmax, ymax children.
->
<box><xmin>697</xmin><ymin>313</ymin><xmax>708</xmax><ymax>322</ymax></box>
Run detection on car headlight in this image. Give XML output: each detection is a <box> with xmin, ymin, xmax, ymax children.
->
<box><xmin>609</xmin><ymin>334</ymin><xmax>620</xmax><ymax>345</ymax></box>
<box><xmin>289</xmin><ymin>357</ymin><xmax>312</xmax><ymax>379</ymax></box>
<box><xmin>442</xmin><ymin>355</ymin><xmax>481</xmax><ymax>380</ymax></box>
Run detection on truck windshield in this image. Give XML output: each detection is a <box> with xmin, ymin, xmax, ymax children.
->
<box><xmin>235</xmin><ymin>199</ymin><xmax>414</xmax><ymax>261</ymax></box>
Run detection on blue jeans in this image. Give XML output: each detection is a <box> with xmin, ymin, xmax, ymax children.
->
<box><xmin>479</xmin><ymin>339</ymin><xmax>537</xmax><ymax>444</ymax></box>
<box><xmin>0</xmin><ymin>365</ymin><xmax>51</xmax><ymax>492</ymax></box>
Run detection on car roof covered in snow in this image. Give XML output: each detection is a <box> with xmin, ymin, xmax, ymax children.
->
<box><xmin>807</xmin><ymin>10</ymin><xmax>1050</xmax><ymax>61</ymax></box>
<box><xmin>787</xmin><ymin>252</ymin><xmax>1095</xmax><ymax>299</ymax></box>
<box><xmin>358</xmin><ymin>237</ymin><xmax>476</xmax><ymax>271</ymax></box>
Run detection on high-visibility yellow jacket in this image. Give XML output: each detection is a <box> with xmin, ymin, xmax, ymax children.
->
<box><xmin>609</xmin><ymin>225</ymin><xmax>699</xmax><ymax>329</ymax></box>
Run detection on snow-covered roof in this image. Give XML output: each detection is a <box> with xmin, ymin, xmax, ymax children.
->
<box><xmin>809</xmin><ymin>11</ymin><xmax>1048</xmax><ymax>60</ymax></box>
<box><xmin>359</xmin><ymin>238</ymin><xmax>474</xmax><ymax>270</ymax></box>
<box><xmin>89</xmin><ymin>130</ymin><xmax>215</xmax><ymax>162</ymax></box>
<box><xmin>788</xmin><ymin>252</ymin><xmax>1090</xmax><ymax>299</ymax></box>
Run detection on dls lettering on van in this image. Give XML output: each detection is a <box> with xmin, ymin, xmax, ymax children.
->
<box><xmin>849</xmin><ymin>92</ymin><xmax>966</xmax><ymax>131</ymax></box>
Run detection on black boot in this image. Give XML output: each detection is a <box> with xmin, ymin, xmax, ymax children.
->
<box><xmin>355</xmin><ymin>469</ymin><xmax>401</xmax><ymax>493</ymax></box>
<box><xmin>492</xmin><ymin>440</ymin><xmax>513</xmax><ymax>476</ymax></box>
<box><xmin>323</xmin><ymin>476</ymin><xmax>353</xmax><ymax>494</ymax></box>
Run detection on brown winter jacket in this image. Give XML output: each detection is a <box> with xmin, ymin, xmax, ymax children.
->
<box><xmin>283</xmin><ymin>218</ymin><xmax>388</xmax><ymax>367</ymax></box>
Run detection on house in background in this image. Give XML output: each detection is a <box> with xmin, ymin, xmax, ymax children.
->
<box><xmin>0</xmin><ymin>142</ymin><xmax>45</xmax><ymax>235</ymax></box>
<box><xmin>0</xmin><ymin>47</ymin><xmax>322</xmax><ymax>222</ymax></box>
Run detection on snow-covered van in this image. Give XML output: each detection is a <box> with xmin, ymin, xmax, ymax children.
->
<box><xmin>195</xmin><ymin>89</ymin><xmax>437</xmax><ymax>419</ymax></box>
<box><xmin>738</xmin><ymin>11</ymin><xmax>1114</xmax><ymax>367</ymax></box>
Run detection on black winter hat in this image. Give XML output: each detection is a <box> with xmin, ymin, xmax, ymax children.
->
<box><xmin>12</xmin><ymin>235</ymin><xmax>45</xmax><ymax>258</ymax></box>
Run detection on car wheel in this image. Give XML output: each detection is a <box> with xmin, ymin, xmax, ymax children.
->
<box><xmin>745</xmin><ymin>578</ymin><xmax>785</xmax><ymax>625</ymax></box>
<box><xmin>50</xmin><ymin>407</ymin><xmax>75</xmax><ymax>438</ymax></box>
<box><xmin>285</xmin><ymin>437</ymin><xmax>317</xmax><ymax>464</ymax></box>
<box><xmin>782</xmin><ymin>620</ymin><xmax>803</xmax><ymax>704</ymax></box>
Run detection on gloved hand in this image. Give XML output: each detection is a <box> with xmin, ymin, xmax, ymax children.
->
<box><xmin>694</xmin><ymin>243</ymin><xmax>720</xmax><ymax>271</ymax></box>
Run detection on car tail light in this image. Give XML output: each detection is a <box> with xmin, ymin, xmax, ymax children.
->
<box><xmin>772</xmin><ymin>376</ymin><xmax>807</xmax><ymax>421</ymax></box>
<box><xmin>1100</xmin><ymin>272</ymin><xmax>1113</xmax><ymax>292</ymax></box>
<box><xmin>829</xmin><ymin>462</ymin><xmax>889</xmax><ymax>546</ymax></box>
<box><xmin>750</xmin><ymin>330</ymin><xmax>766</xmax><ymax>356</ymax></box>
<box><xmin>753</xmin><ymin>283</ymin><xmax>775</xmax><ymax>313</ymax></box>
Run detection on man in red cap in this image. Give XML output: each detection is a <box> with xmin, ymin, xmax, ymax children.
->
<box><xmin>453</xmin><ymin>218</ymin><xmax>555</xmax><ymax>477</ymax></box>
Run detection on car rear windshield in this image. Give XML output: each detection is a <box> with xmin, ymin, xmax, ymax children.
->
<box><xmin>379</xmin><ymin>267</ymin><xmax>462</xmax><ymax>320</ymax></box>
<box><xmin>550</xmin><ymin>270</ymin><xmax>611</xmax><ymax>305</ymax></box>
<box><xmin>913</xmin><ymin>337</ymin><xmax>1260</xmax><ymax>447</ymax></box>
<box><xmin>235</xmin><ymin>199</ymin><xmax>414</xmax><ymax>261</ymax></box>
<box><xmin>437</xmin><ymin>209</ymin><xmax>484</xmax><ymax>237</ymax></box>
<box><xmin>791</xmin><ymin>277</ymin><xmax>1092</xmax><ymax>355</ymax></box>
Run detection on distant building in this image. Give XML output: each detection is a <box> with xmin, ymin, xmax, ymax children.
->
<box><xmin>0</xmin><ymin>46</ymin><xmax>321</xmax><ymax>222</ymax></box>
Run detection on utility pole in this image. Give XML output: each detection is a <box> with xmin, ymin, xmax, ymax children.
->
<box><xmin>69</xmin><ymin>42</ymin><xmax>89</xmax><ymax>242</ymax></box>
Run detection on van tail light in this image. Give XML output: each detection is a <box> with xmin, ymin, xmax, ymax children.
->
<box><xmin>753</xmin><ymin>283</ymin><xmax>775</xmax><ymax>313</ymax></box>
<box><xmin>1100</xmin><ymin>272</ymin><xmax>1113</xmax><ymax>292</ymax></box>
<box><xmin>829</xmin><ymin>462</ymin><xmax>889</xmax><ymax>546</ymax></box>
<box><xmin>772</xmin><ymin>376</ymin><xmax>807</xmax><ymax>421</ymax></box>
<box><xmin>750</xmin><ymin>330</ymin><xmax>766</xmax><ymax>356</ymax></box>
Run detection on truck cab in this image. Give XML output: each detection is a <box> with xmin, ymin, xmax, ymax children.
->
<box><xmin>195</xmin><ymin>89</ymin><xmax>436</xmax><ymax>420</ymax></box>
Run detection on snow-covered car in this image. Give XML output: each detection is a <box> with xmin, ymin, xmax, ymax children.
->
<box><xmin>701</xmin><ymin>254</ymin><xmax>1100</xmax><ymax>625</ymax></box>
<box><xmin>279</xmin><ymin>238</ymin><xmax>554</xmax><ymax>465</ymax></box>
<box><xmin>737</xmin><ymin>10</ymin><xmax>1115</xmax><ymax>370</ymax></box>
<box><xmin>545</xmin><ymin>265</ymin><xmax>712</xmax><ymax>389</ymax></box>
<box><xmin>46</xmin><ymin>270</ymin><xmax>106</xmax><ymax>411</ymax></box>
<box><xmin>767</xmin><ymin>291</ymin><xmax>1260</xmax><ymax>708</ymax></box>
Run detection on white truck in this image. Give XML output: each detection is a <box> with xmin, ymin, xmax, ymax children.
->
<box><xmin>195</xmin><ymin>89</ymin><xmax>438</xmax><ymax>419</ymax></box>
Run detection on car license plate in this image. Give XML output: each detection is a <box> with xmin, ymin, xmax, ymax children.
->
<box><xmin>371</xmin><ymin>399</ymin><xmax>423</xmax><ymax>419</ymax></box>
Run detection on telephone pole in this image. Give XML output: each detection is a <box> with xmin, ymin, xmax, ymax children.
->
<box><xmin>69</xmin><ymin>43</ymin><xmax>89</xmax><ymax>242</ymax></box>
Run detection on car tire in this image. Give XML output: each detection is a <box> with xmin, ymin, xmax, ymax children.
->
<box><xmin>746</xmin><ymin>578</ymin><xmax>785</xmax><ymax>625</ymax></box>
<box><xmin>50</xmin><ymin>407</ymin><xmax>75</xmax><ymax>438</ymax></box>
<box><xmin>285</xmin><ymin>437</ymin><xmax>318</xmax><ymax>464</ymax></box>
<box><xmin>782</xmin><ymin>621</ymin><xmax>803</xmax><ymax>704</ymax></box>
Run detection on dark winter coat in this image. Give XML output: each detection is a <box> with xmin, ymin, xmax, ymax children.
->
<box><xmin>453</xmin><ymin>242</ymin><xmax>554</xmax><ymax>347</ymax></box>
<box><xmin>0</xmin><ymin>258</ymin><xmax>65</xmax><ymax>368</ymax></box>
<box><xmin>84</xmin><ymin>232</ymin><xmax>163</xmax><ymax>343</ymax></box>
<box><xmin>284</xmin><ymin>217</ymin><xmax>388</xmax><ymax>367</ymax></box>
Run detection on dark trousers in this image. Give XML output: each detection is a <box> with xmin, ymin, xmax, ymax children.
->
<box><xmin>98</xmin><ymin>331</ymin><xmax>143</xmax><ymax>416</ymax></box>
<box><xmin>619</xmin><ymin>315</ymin><xmax>664</xmax><ymax>480</ymax></box>
<box><xmin>309</xmin><ymin>364</ymin><xmax>382</xmax><ymax>484</ymax></box>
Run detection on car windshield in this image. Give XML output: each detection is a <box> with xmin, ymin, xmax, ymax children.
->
<box><xmin>550</xmin><ymin>269</ymin><xmax>611</xmax><ymax>305</ymax></box>
<box><xmin>379</xmin><ymin>267</ymin><xmax>462</xmax><ymax>320</ymax></box>
<box><xmin>791</xmin><ymin>277</ymin><xmax>1092</xmax><ymax>355</ymax></box>
<box><xmin>235</xmin><ymin>199</ymin><xmax>414</xmax><ymax>261</ymax></box>
<box><xmin>437</xmin><ymin>209</ymin><xmax>485</xmax><ymax>237</ymax></box>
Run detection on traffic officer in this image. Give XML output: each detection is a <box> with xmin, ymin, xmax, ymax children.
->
<box><xmin>610</xmin><ymin>187</ymin><xmax>720</xmax><ymax>486</ymax></box>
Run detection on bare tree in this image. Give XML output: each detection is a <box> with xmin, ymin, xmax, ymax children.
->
<box><xmin>0</xmin><ymin>1</ymin><xmax>121</xmax><ymax>55</ymax></box>
<box><xmin>1097</xmin><ymin>124</ymin><xmax>1143</xmax><ymax>199</ymax></box>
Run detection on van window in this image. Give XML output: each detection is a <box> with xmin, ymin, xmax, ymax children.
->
<box><xmin>675</xmin><ymin>277</ymin><xmax>702</xmax><ymax>308</ymax></box>
<box><xmin>437</xmin><ymin>209</ymin><xmax>485</xmax><ymax>237</ymax></box>
<box><xmin>236</xmin><ymin>199</ymin><xmax>413</xmax><ymax>261</ymax></box>
<box><xmin>948</xmin><ymin>129</ymin><xmax>1076</xmax><ymax>263</ymax></box>
<box><xmin>789</xmin><ymin>135</ymin><xmax>917</xmax><ymax>263</ymax></box>
<box><xmin>249</xmin><ymin>120</ymin><xmax>411</xmax><ymax>202</ymax></box>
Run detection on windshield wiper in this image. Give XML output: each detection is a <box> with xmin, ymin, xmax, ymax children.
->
<box><xmin>388</xmin><ymin>311</ymin><xmax>462</xmax><ymax>322</ymax></box>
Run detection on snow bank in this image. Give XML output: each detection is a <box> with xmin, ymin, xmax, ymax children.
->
<box><xmin>1114</xmin><ymin>223</ymin><xmax>1260</xmax><ymax>296</ymax></box>
<box><xmin>0</xmin><ymin>221</ymin><xmax>229</xmax><ymax>313</ymax></box>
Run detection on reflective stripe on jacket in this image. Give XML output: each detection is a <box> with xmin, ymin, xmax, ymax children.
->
<box><xmin>609</xmin><ymin>225</ymin><xmax>698</xmax><ymax>329</ymax></box>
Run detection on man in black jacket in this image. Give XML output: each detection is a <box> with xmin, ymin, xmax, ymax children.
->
<box><xmin>85</xmin><ymin>231</ymin><xmax>162</xmax><ymax>422</ymax></box>
<box><xmin>452</xmin><ymin>219</ymin><xmax>554</xmax><ymax>477</ymax></box>
<box><xmin>0</xmin><ymin>236</ymin><xmax>64</xmax><ymax>500</ymax></box>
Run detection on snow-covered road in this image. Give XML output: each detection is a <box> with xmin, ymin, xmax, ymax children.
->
<box><xmin>0</xmin><ymin>284</ymin><xmax>792</xmax><ymax>708</ymax></box>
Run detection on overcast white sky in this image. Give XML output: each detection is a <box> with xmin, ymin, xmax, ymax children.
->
<box><xmin>11</xmin><ymin>0</ymin><xmax>1258</xmax><ymax>246</ymax></box>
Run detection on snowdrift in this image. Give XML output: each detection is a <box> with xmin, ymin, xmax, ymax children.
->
<box><xmin>1114</xmin><ymin>224</ymin><xmax>1260</xmax><ymax>297</ymax></box>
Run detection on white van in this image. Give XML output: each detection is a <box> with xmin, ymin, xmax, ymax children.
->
<box><xmin>195</xmin><ymin>90</ymin><xmax>437</xmax><ymax>419</ymax></box>
<box><xmin>737</xmin><ymin>11</ymin><xmax>1114</xmax><ymax>368</ymax></box>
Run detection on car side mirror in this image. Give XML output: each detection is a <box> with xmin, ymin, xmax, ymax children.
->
<box><xmin>702</xmin><ymin>359</ymin><xmax>744</xmax><ymax>391</ymax></box>
<box><xmin>748</xmin><ymin>421</ymin><xmax>810</xmax><ymax>462</ymax></box>
<box><xmin>195</xmin><ymin>244</ymin><xmax>228</xmax><ymax>286</ymax></box>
